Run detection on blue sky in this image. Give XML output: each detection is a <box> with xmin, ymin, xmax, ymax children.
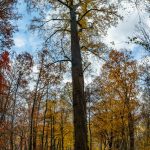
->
<box><xmin>10</xmin><ymin>0</ymin><xmax>150</xmax><ymax>85</ymax></box>
<box><xmin>12</xmin><ymin>1</ymin><xmax>43</xmax><ymax>53</ymax></box>
<box><xmin>12</xmin><ymin>0</ymin><xmax>149</xmax><ymax>61</ymax></box>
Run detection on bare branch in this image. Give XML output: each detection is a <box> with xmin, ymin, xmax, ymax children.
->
<box><xmin>78</xmin><ymin>8</ymin><xmax>118</xmax><ymax>22</ymax></box>
<box><xmin>57</xmin><ymin>0</ymin><xmax>71</xmax><ymax>9</ymax></box>
<box><xmin>45</xmin><ymin>59</ymin><xmax>71</xmax><ymax>68</ymax></box>
<box><xmin>45</xmin><ymin>29</ymin><xmax>70</xmax><ymax>43</ymax></box>
<box><xmin>83</xmin><ymin>63</ymin><xmax>91</xmax><ymax>73</ymax></box>
<box><xmin>81</xmin><ymin>46</ymin><xmax>107</xmax><ymax>62</ymax></box>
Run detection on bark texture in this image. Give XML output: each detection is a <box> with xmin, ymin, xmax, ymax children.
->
<box><xmin>70</xmin><ymin>9</ymin><xmax>89</xmax><ymax>150</ymax></box>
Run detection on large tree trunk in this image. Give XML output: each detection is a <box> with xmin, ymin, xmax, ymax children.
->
<box><xmin>70</xmin><ymin>9</ymin><xmax>88</xmax><ymax>150</ymax></box>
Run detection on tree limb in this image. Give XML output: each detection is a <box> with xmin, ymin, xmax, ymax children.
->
<box><xmin>45</xmin><ymin>59</ymin><xmax>71</xmax><ymax>68</ymax></box>
<box><xmin>57</xmin><ymin>0</ymin><xmax>71</xmax><ymax>9</ymax></box>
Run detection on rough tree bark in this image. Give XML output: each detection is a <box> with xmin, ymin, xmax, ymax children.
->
<box><xmin>70</xmin><ymin>7</ymin><xmax>88</xmax><ymax>150</ymax></box>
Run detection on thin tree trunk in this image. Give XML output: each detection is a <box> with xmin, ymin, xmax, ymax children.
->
<box><xmin>70</xmin><ymin>8</ymin><xmax>88</xmax><ymax>150</ymax></box>
<box><xmin>126</xmin><ymin>95</ymin><xmax>134</xmax><ymax>150</ymax></box>
<box><xmin>42</xmin><ymin>86</ymin><xmax>49</xmax><ymax>150</ymax></box>
<box><xmin>50</xmin><ymin>115</ymin><xmax>55</xmax><ymax>150</ymax></box>
<box><xmin>0</xmin><ymin>80</ymin><xmax>12</xmax><ymax>122</ymax></box>
<box><xmin>108</xmin><ymin>131</ymin><xmax>113</xmax><ymax>150</ymax></box>
<box><xmin>10</xmin><ymin>72</ymin><xmax>22</xmax><ymax>150</ymax></box>
<box><xmin>128</xmin><ymin>112</ymin><xmax>134</xmax><ymax>150</ymax></box>
<box><xmin>56</xmin><ymin>139</ymin><xmax>60</xmax><ymax>150</ymax></box>
<box><xmin>120</xmin><ymin>107</ymin><xmax>128</xmax><ymax>150</ymax></box>
<box><xmin>50</xmin><ymin>115</ymin><xmax>53</xmax><ymax>150</ymax></box>
<box><xmin>45</xmin><ymin>131</ymin><xmax>48</xmax><ymax>150</ymax></box>
<box><xmin>45</xmin><ymin>120</ymin><xmax>50</xmax><ymax>150</ymax></box>
<box><xmin>146</xmin><ymin>114</ymin><xmax>150</xmax><ymax>145</ymax></box>
<box><xmin>34</xmin><ymin>91</ymin><xmax>44</xmax><ymax>149</ymax></box>
<box><xmin>88</xmin><ymin>90</ymin><xmax>92</xmax><ymax>150</ymax></box>
<box><xmin>53</xmin><ymin>116</ymin><xmax>56</xmax><ymax>150</ymax></box>
<box><xmin>29</xmin><ymin>67</ymin><xmax>42</xmax><ymax>150</ymax></box>
<box><xmin>60</xmin><ymin>110</ymin><xmax>64</xmax><ymax>150</ymax></box>
<box><xmin>33</xmin><ymin>121</ymin><xmax>37</xmax><ymax>150</ymax></box>
<box><xmin>20</xmin><ymin>135</ymin><xmax>23</xmax><ymax>150</ymax></box>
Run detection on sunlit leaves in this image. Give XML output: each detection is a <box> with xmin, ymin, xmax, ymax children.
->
<box><xmin>91</xmin><ymin>50</ymin><xmax>139</xmax><ymax>149</ymax></box>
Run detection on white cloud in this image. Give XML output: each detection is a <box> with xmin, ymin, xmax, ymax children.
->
<box><xmin>138</xmin><ymin>55</ymin><xmax>150</xmax><ymax>66</ymax></box>
<box><xmin>14</xmin><ymin>37</ymin><xmax>26</xmax><ymax>48</ymax></box>
<box><xmin>28</xmin><ymin>35</ymin><xmax>39</xmax><ymax>50</ymax></box>
<box><xmin>105</xmin><ymin>2</ymin><xmax>149</xmax><ymax>50</ymax></box>
<box><xmin>32</xmin><ymin>64</ymin><xmax>38</xmax><ymax>73</ymax></box>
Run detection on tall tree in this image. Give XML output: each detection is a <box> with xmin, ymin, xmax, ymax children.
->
<box><xmin>25</xmin><ymin>1</ymin><xmax>120</xmax><ymax>149</ymax></box>
<box><xmin>89</xmin><ymin>50</ymin><xmax>139</xmax><ymax>150</ymax></box>
<box><xmin>28</xmin><ymin>49</ymin><xmax>64</xmax><ymax>150</ymax></box>
<box><xmin>0</xmin><ymin>50</ymin><xmax>11</xmax><ymax>149</ymax></box>
<box><xmin>133</xmin><ymin>23</ymin><xmax>150</xmax><ymax>148</ymax></box>
<box><xmin>141</xmin><ymin>62</ymin><xmax>150</xmax><ymax>149</ymax></box>
<box><xmin>103</xmin><ymin>50</ymin><xmax>138</xmax><ymax>150</ymax></box>
<box><xmin>10</xmin><ymin>52</ymin><xmax>33</xmax><ymax>150</ymax></box>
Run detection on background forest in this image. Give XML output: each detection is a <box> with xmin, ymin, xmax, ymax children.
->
<box><xmin>0</xmin><ymin>0</ymin><xmax>150</xmax><ymax>150</ymax></box>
